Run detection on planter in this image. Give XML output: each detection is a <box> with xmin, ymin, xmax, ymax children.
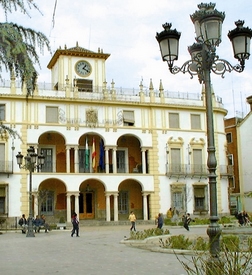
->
<box><xmin>56</xmin><ymin>223</ymin><xmax>66</xmax><ymax>230</ymax></box>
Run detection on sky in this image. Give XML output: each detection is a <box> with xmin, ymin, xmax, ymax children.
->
<box><xmin>2</xmin><ymin>0</ymin><xmax>252</xmax><ymax>118</ymax></box>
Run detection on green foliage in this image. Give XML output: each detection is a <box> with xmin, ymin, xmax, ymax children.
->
<box><xmin>193</xmin><ymin>237</ymin><xmax>209</xmax><ymax>251</ymax></box>
<box><xmin>248</xmin><ymin>237</ymin><xmax>252</xmax><ymax>252</ymax></box>
<box><xmin>129</xmin><ymin>228</ymin><xmax>170</xmax><ymax>240</ymax></box>
<box><xmin>165</xmin><ymin>235</ymin><xmax>193</xmax><ymax>250</ymax></box>
<box><xmin>177</xmin><ymin>245</ymin><xmax>252</xmax><ymax>275</ymax></box>
<box><xmin>0</xmin><ymin>217</ymin><xmax>6</xmax><ymax>228</ymax></box>
<box><xmin>221</xmin><ymin>235</ymin><xmax>239</xmax><ymax>252</ymax></box>
<box><xmin>0</xmin><ymin>0</ymin><xmax>50</xmax><ymax>97</ymax></box>
<box><xmin>0</xmin><ymin>121</ymin><xmax>21</xmax><ymax>139</ymax></box>
<box><xmin>59</xmin><ymin>217</ymin><xmax>65</xmax><ymax>223</ymax></box>
<box><xmin>0</xmin><ymin>0</ymin><xmax>41</xmax><ymax>18</ymax></box>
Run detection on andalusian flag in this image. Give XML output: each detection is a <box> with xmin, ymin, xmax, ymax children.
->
<box><xmin>92</xmin><ymin>138</ymin><xmax>96</xmax><ymax>169</ymax></box>
<box><xmin>85</xmin><ymin>138</ymin><xmax>89</xmax><ymax>171</ymax></box>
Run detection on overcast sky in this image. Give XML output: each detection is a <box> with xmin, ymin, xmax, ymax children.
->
<box><xmin>3</xmin><ymin>0</ymin><xmax>252</xmax><ymax>118</ymax></box>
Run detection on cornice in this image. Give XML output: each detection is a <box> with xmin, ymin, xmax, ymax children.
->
<box><xmin>47</xmin><ymin>44</ymin><xmax>110</xmax><ymax>69</ymax></box>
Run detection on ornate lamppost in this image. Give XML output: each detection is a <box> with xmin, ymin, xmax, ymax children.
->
<box><xmin>16</xmin><ymin>146</ymin><xmax>45</xmax><ymax>237</ymax></box>
<box><xmin>156</xmin><ymin>3</ymin><xmax>252</xmax><ymax>259</ymax></box>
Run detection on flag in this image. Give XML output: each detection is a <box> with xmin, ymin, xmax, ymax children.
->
<box><xmin>99</xmin><ymin>139</ymin><xmax>105</xmax><ymax>171</ymax></box>
<box><xmin>85</xmin><ymin>138</ymin><xmax>89</xmax><ymax>171</ymax></box>
<box><xmin>92</xmin><ymin>138</ymin><xmax>96</xmax><ymax>169</ymax></box>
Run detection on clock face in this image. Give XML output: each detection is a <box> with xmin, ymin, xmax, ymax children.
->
<box><xmin>75</xmin><ymin>60</ymin><xmax>92</xmax><ymax>77</ymax></box>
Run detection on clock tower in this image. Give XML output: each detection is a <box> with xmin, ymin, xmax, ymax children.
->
<box><xmin>47</xmin><ymin>42</ymin><xmax>110</xmax><ymax>92</ymax></box>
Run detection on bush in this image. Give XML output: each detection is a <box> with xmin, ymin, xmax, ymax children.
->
<box><xmin>193</xmin><ymin>237</ymin><xmax>209</xmax><ymax>251</ymax></box>
<box><xmin>176</xmin><ymin>235</ymin><xmax>252</xmax><ymax>274</ymax></box>
<box><xmin>164</xmin><ymin>235</ymin><xmax>192</xmax><ymax>250</ymax></box>
<box><xmin>129</xmin><ymin>228</ymin><xmax>170</xmax><ymax>240</ymax></box>
<box><xmin>221</xmin><ymin>235</ymin><xmax>239</xmax><ymax>252</ymax></box>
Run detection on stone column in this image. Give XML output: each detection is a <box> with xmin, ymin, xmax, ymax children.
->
<box><xmin>33</xmin><ymin>192</ymin><xmax>38</xmax><ymax>217</ymax></box>
<box><xmin>66</xmin><ymin>146</ymin><xmax>71</xmax><ymax>173</ymax></box>
<box><xmin>142</xmin><ymin>192</ymin><xmax>149</xmax><ymax>220</ymax></box>
<box><xmin>112</xmin><ymin>147</ymin><xmax>117</xmax><ymax>174</ymax></box>
<box><xmin>113</xmin><ymin>193</ymin><xmax>119</xmax><ymax>221</ymax></box>
<box><xmin>74</xmin><ymin>146</ymin><xmax>79</xmax><ymax>173</ymax></box>
<box><xmin>105</xmin><ymin>193</ymin><xmax>111</xmax><ymax>221</ymax></box>
<box><xmin>141</xmin><ymin>148</ymin><xmax>146</xmax><ymax>174</ymax></box>
<box><xmin>74</xmin><ymin>193</ymin><xmax>80</xmax><ymax>218</ymax></box>
<box><xmin>66</xmin><ymin>193</ymin><xmax>71</xmax><ymax>222</ymax></box>
<box><xmin>105</xmin><ymin>147</ymin><xmax>109</xmax><ymax>174</ymax></box>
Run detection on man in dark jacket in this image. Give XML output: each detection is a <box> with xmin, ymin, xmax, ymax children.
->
<box><xmin>18</xmin><ymin>214</ymin><xmax>27</xmax><ymax>234</ymax></box>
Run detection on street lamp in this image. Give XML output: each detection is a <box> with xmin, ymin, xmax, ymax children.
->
<box><xmin>156</xmin><ymin>3</ymin><xmax>252</xmax><ymax>259</ymax></box>
<box><xmin>16</xmin><ymin>146</ymin><xmax>45</xmax><ymax>237</ymax></box>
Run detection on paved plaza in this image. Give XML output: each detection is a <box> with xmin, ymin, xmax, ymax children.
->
<box><xmin>0</xmin><ymin>224</ymin><xmax>209</xmax><ymax>275</ymax></box>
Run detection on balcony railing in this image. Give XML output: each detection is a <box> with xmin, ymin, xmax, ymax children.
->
<box><xmin>219</xmin><ymin>165</ymin><xmax>234</xmax><ymax>177</ymax></box>
<box><xmin>0</xmin><ymin>161</ymin><xmax>13</xmax><ymax>174</ymax></box>
<box><xmin>166</xmin><ymin>164</ymin><xmax>233</xmax><ymax>179</ymax></box>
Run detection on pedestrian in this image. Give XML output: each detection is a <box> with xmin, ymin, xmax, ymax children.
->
<box><xmin>33</xmin><ymin>215</ymin><xmax>41</xmax><ymax>233</ymax></box>
<box><xmin>71</xmin><ymin>213</ymin><xmax>79</xmax><ymax>237</ymax></box>
<box><xmin>157</xmin><ymin>213</ymin><xmax>164</xmax><ymax>229</ymax></box>
<box><xmin>166</xmin><ymin>208</ymin><xmax>173</xmax><ymax>219</ymax></box>
<box><xmin>183</xmin><ymin>213</ymin><xmax>191</xmax><ymax>231</ymax></box>
<box><xmin>18</xmin><ymin>214</ymin><xmax>27</xmax><ymax>234</ymax></box>
<box><xmin>40</xmin><ymin>214</ymin><xmax>50</xmax><ymax>233</ymax></box>
<box><xmin>237</xmin><ymin>211</ymin><xmax>245</xmax><ymax>226</ymax></box>
<box><xmin>128</xmin><ymin>211</ymin><xmax>136</xmax><ymax>231</ymax></box>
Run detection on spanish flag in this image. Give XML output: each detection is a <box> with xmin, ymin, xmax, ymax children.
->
<box><xmin>92</xmin><ymin>138</ymin><xmax>96</xmax><ymax>169</ymax></box>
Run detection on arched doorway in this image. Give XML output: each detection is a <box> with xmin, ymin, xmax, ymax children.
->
<box><xmin>79</xmin><ymin>180</ymin><xmax>105</xmax><ymax>220</ymax></box>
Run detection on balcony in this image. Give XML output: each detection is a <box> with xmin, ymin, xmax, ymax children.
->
<box><xmin>166</xmin><ymin>164</ymin><xmax>233</xmax><ymax>180</ymax></box>
<box><xmin>219</xmin><ymin>165</ymin><xmax>234</xmax><ymax>178</ymax></box>
<box><xmin>166</xmin><ymin>164</ymin><xmax>208</xmax><ymax>180</ymax></box>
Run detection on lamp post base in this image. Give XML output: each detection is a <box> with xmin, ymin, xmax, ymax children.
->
<box><xmin>26</xmin><ymin>218</ymin><xmax>35</xmax><ymax>237</ymax></box>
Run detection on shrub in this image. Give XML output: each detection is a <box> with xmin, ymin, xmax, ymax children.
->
<box><xmin>129</xmin><ymin>228</ymin><xmax>169</xmax><ymax>240</ymax></box>
<box><xmin>221</xmin><ymin>235</ymin><xmax>239</xmax><ymax>252</ymax></box>
<box><xmin>165</xmin><ymin>235</ymin><xmax>192</xmax><ymax>250</ymax></box>
<box><xmin>193</xmin><ymin>237</ymin><xmax>209</xmax><ymax>251</ymax></box>
<box><xmin>176</xmin><ymin>236</ymin><xmax>252</xmax><ymax>275</ymax></box>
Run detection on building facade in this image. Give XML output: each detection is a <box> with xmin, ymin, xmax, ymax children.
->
<box><xmin>0</xmin><ymin>44</ymin><xmax>231</xmax><ymax>225</ymax></box>
<box><xmin>237</xmin><ymin>96</ymin><xmax>252</xmax><ymax>212</ymax></box>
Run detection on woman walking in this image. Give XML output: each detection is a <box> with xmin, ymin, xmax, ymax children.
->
<box><xmin>71</xmin><ymin>213</ymin><xmax>80</xmax><ymax>237</ymax></box>
<box><xmin>128</xmin><ymin>211</ymin><xmax>136</xmax><ymax>231</ymax></box>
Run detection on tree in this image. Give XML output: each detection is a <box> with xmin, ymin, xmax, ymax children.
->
<box><xmin>0</xmin><ymin>0</ymin><xmax>50</xmax><ymax>97</ymax></box>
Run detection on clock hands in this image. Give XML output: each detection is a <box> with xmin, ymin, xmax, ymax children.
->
<box><xmin>82</xmin><ymin>65</ymin><xmax>90</xmax><ymax>73</ymax></box>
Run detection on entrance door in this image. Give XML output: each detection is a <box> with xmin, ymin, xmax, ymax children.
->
<box><xmin>79</xmin><ymin>192</ymin><xmax>94</xmax><ymax>219</ymax></box>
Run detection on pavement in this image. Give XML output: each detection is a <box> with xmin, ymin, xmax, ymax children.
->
<box><xmin>0</xmin><ymin>224</ymin><xmax>209</xmax><ymax>275</ymax></box>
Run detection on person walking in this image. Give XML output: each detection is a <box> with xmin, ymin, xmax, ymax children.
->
<box><xmin>157</xmin><ymin>213</ymin><xmax>164</xmax><ymax>229</ymax></box>
<box><xmin>128</xmin><ymin>211</ymin><xmax>136</xmax><ymax>231</ymax></box>
<box><xmin>183</xmin><ymin>213</ymin><xmax>191</xmax><ymax>231</ymax></box>
<box><xmin>71</xmin><ymin>213</ymin><xmax>80</xmax><ymax>237</ymax></box>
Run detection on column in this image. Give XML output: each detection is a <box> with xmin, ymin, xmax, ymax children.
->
<box><xmin>105</xmin><ymin>148</ymin><xmax>109</xmax><ymax>174</ymax></box>
<box><xmin>113</xmin><ymin>193</ymin><xmax>119</xmax><ymax>221</ymax></box>
<box><xmin>66</xmin><ymin>146</ymin><xmax>70</xmax><ymax>173</ymax></box>
<box><xmin>105</xmin><ymin>193</ymin><xmax>111</xmax><ymax>221</ymax></box>
<box><xmin>141</xmin><ymin>149</ymin><xmax>146</xmax><ymax>174</ymax></box>
<box><xmin>74</xmin><ymin>146</ymin><xmax>79</xmax><ymax>173</ymax></box>
<box><xmin>75</xmin><ymin>193</ymin><xmax>80</xmax><ymax>218</ymax></box>
<box><xmin>112</xmin><ymin>147</ymin><xmax>117</xmax><ymax>174</ymax></box>
<box><xmin>33</xmin><ymin>192</ymin><xmax>38</xmax><ymax>217</ymax></box>
<box><xmin>66</xmin><ymin>193</ymin><xmax>71</xmax><ymax>222</ymax></box>
<box><xmin>142</xmin><ymin>192</ymin><xmax>148</xmax><ymax>220</ymax></box>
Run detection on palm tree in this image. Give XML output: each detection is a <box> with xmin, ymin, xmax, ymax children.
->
<box><xmin>0</xmin><ymin>0</ymin><xmax>50</xmax><ymax>137</ymax></box>
<box><xmin>0</xmin><ymin>0</ymin><xmax>50</xmax><ymax>97</ymax></box>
